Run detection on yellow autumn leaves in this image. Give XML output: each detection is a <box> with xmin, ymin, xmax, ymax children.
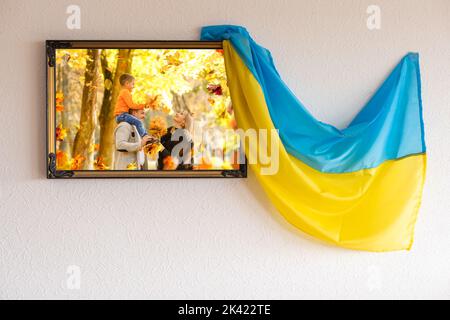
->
<box><xmin>54</xmin><ymin>47</ymin><xmax>239</xmax><ymax>171</ymax></box>
<box><xmin>56</xmin><ymin>151</ymin><xmax>85</xmax><ymax>170</ymax></box>
<box><xmin>130</xmin><ymin>49</ymin><xmax>230</xmax><ymax>113</ymax></box>
<box><xmin>126</xmin><ymin>162</ymin><xmax>138</xmax><ymax>170</ymax></box>
<box><xmin>56</xmin><ymin>92</ymin><xmax>64</xmax><ymax>112</ymax></box>
<box><xmin>56</xmin><ymin>123</ymin><xmax>67</xmax><ymax>141</ymax></box>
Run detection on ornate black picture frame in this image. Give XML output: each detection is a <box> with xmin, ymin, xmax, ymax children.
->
<box><xmin>46</xmin><ymin>40</ymin><xmax>247</xmax><ymax>178</ymax></box>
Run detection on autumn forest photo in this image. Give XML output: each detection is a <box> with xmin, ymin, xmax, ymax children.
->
<box><xmin>54</xmin><ymin>46</ymin><xmax>241</xmax><ymax>172</ymax></box>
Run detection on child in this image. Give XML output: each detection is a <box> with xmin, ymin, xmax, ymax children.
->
<box><xmin>114</xmin><ymin>73</ymin><xmax>150</xmax><ymax>138</ymax></box>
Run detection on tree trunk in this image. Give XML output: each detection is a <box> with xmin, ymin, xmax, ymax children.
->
<box><xmin>58</xmin><ymin>56</ymin><xmax>71</xmax><ymax>157</ymax></box>
<box><xmin>97</xmin><ymin>49</ymin><xmax>133</xmax><ymax>168</ymax></box>
<box><xmin>72</xmin><ymin>49</ymin><xmax>100</xmax><ymax>168</ymax></box>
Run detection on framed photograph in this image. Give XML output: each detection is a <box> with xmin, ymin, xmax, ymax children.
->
<box><xmin>46</xmin><ymin>41</ymin><xmax>247</xmax><ymax>178</ymax></box>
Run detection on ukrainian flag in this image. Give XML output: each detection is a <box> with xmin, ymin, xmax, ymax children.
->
<box><xmin>202</xmin><ymin>25</ymin><xmax>426</xmax><ymax>251</ymax></box>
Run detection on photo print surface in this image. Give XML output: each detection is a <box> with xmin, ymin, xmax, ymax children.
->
<box><xmin>52</xmin><ymin>46</ymin><xmax>243</xmax><ymax>175</ymax></box>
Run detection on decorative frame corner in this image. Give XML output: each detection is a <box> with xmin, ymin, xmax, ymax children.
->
<box><xmin>47</xmin><ymin>153</ymin><xmax>74</xmax><ymax>179</ymax></box>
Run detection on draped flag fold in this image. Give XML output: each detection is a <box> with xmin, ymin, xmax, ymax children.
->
<box><xmin>201</xmin><ymin>25</ymin><xmax>426</xmax><ymax>251</ymax></box>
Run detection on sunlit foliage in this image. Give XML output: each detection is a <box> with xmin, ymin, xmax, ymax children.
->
<box><xmin>55</xmin><ymin>48</ymin><xmax>240</xmax><ymax>170</ymax></box>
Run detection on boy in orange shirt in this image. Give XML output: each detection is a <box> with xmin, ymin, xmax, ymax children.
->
<box><xmin>114</xmin><ymin>73</ymin><xmax>150</xmax><ymax>137</ymax></box>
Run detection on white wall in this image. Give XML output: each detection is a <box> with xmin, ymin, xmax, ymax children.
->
<box><xmin>0</xmin><ymin>0</ymin><xmax>449</xmax><ymax>299</ymax></box>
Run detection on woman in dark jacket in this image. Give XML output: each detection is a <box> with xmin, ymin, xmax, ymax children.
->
<box><xmin>157</xmin><ymin>112</ymin><xmax>193</xmax><ymax>170</ymax></box>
